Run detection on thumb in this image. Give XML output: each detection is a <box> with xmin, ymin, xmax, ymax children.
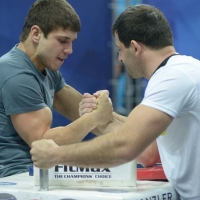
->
<box><xmin>93</xmin><ymin>90</ymin><xmax>109</xmax><ymax>97</ymax></box>
<box><xmin>83</xmin><ymin>93</ymin><xmax>93</xmax><ymax>98</ymax></box>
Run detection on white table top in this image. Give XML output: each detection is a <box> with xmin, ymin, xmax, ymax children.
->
<box><xmin>0</xmin><ymin>172</ymin><xmax>179</xmax><ymax>200</ymax></box>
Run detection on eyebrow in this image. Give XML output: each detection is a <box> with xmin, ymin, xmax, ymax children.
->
<box><xmin>57</xmin><ymin>36</ymin><xmax>70</xmax><ymax>39</ymax></box>
<box><xmin>57</xmin><ymin>36</ymin><xmax>77</xmax><ymax>41</ymax></box>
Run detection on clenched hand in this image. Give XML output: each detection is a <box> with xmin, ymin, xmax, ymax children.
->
<box><xmin>30</xmin><ymin>139</ymin><xmax>58</xmax><ymax>169</ymax></box>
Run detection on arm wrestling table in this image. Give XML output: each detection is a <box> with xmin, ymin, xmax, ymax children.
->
<box><xmin>0</xmin><ymin>171</ymin><xmax>179</xmax><ymax>200</ymax></box>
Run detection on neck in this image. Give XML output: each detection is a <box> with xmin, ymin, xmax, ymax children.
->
<box><xmin>17</xmin><ymin>42</ymin><xmax>26</xmax><ymax>53</ymax></box>
<box><xmin>143</xmin><ymin>46</ymin><xmax>177</xmax><ymax>80</ymax></box>
<box><xmin>18</xmin><ymin>41</ymin><xmax>35</xmax><ymax>58</ymax></box>
<box><xmin>17</xmin><ymin>41</ymin><xmax>44</xmax><ymax>72</ymax></box>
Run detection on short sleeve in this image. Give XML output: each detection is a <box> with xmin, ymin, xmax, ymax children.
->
<box><xmin>2</xmin><ymin>74</ymin><xmax>47</xmax><ymax>115</ymax></box>
<box><xmin>141</xmin><ymin>70</ymin><xmax>197</xmax><ymax>118</ymax></box>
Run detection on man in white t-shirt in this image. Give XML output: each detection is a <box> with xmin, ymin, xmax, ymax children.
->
<box><xmin>31</xmin><ymin>4</ymin><xmax>200</xmax><ymax>199</ymax></box>
<box><xmin>142</xmin><ymin>54</ymin><xmax>200</xmax><ymax>199</ymax></box>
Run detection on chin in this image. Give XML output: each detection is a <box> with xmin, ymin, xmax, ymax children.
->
<box><xmin>128</xmin><ymin>74</ymin><xmax>142</xmax><ymax>79</ymax></box>
<box><xmin>51</xmin><ymin>65</ymin><xmax>62</xmax><ymax>71</ymax></box>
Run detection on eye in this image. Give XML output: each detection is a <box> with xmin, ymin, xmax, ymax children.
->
<box><xmin>58</xmin><ymin>39</ymin><xmax>68</xmax><ymax>44</ymax></box>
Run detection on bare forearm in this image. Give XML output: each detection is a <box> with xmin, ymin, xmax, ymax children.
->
<box><xmin>53</xmin><ymin>107</ymin><xmax>163</xmax><ymax>168</ymax></box>
<box><xmin>91</xmin><ymin>112</ymin><xmax>125</xmax><ymax>136</ymax></box>
<box><xmin>43</xmin><ymin>92</ymin><xmax>114</xmax><ymax>145</ymax></box>
<box><xmin>42</xmin><ymin>114</ymin><xmax>98</xmax><ymax>145</ymax></box>
<box><xmin>113</xmin><ymin>112</ymin><xmax>127</xmax><ymax>123</ymax></box>
<box><xmin>54</xmin><ymin>130</ymin><xmax>133</xmax><ymax>168</ymax></box>
<box><xmin>53</xmin><ymin>85</ymin><xmax>82</xmax><ymax>121</ymax></box>
<box><xmin>94</xmin><ymin>118</ymin><xmax>123</xmax><ymax>135</ymax></box>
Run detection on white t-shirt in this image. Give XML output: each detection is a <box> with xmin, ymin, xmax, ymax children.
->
<box><xmin>141</xmin><ymin>55</ymin><xmax>200</xmax><ymax>200</ymax></box>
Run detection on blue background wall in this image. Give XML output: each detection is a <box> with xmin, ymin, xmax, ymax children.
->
<box><xmin>143</xmin><ymin>0</ymin><xmax>200</xmax><ymax>60</ymax></box>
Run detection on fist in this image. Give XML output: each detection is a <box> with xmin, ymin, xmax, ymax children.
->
<box><xmin>79</xmin><ymin>93</ymin><xmax>97</xmax><ymax>116</ymax></box>
<box><xmin>79</xmin><ymin>90</ymin><xmax>110</xmax><ymax>116</ymax></box>
<box><xmin>30</xmin><ymin>139</ymin><xmax>58</xmax><ymax>169</ymax></box>
<box><xmin>93</xmin><ymin>91</ymin><xmax>113</xmax><ymax>125</ymax></box>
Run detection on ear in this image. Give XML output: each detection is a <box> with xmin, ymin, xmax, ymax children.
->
<box><xmin>130</xmin><ymin>40</ymin><xmax>142</xmax><ymax>56</ymax></box>
<box><xmin>30</xmin><ymin>25</ymin><xmax>42</xmax><ymax>43</ymax></box>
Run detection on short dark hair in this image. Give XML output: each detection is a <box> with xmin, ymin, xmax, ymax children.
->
<box><xmin>112</xmin><ymin>4</ymin><xmax>173</xmax><ymax>49</ymax></box>
<box><xmin>20</xmin><ymin>0</ymin><xmax>81</xmax><ymax>42</ymax></box>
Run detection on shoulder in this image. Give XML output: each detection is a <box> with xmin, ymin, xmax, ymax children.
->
<box><xmin>149</xmin><ymin>55</ymin><xmax>200</xmax><ymax>90</ymax></box>
<box><xmin>0</xmin><ymin>47</ymin><xmax>36</xmax><ymax>88</ymax></box>
<box><xmin>142</xmin><ymin>55</ymin><xmax>200</xmax><ymax>117</ymax></box>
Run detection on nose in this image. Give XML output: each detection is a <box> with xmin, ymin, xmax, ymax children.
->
<box><xmin>63</xmin><ymin>43</ymin><xmax>73</xmax><ymax>55</ymax></box>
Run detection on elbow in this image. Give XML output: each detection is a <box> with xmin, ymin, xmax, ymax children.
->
<box><xmin>137</xmin><ymin>153</ymin><xmax>160</xmax><ymax>167</ymax></box>
<box><xmin>137</xmin><ymin>157</ymin><xmax>158</xmax><ymax>167</ymax></box>
<box><xmin>136</xmin><ymin>141</ymin><xmax>160</xmax><ymax>167</ymax></box>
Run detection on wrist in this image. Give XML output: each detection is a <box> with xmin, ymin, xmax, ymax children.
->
<box><xmin>97</xmin><ymin>117</ymin><xmax>123</xmax><ymax>134</ymax></box>
<box><xmin>53</xmin><ymin>146</ymin><xmax>61</xmax><ymax>166</ymax></box>
<box><xmin>85</xmin><ymin>111</ymin><xmax>99</xmax><ymax>127</ymax></box>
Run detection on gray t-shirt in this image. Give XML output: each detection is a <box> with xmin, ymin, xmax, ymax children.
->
<box><xmin>0</xmin><ymin>45</ymin><xmax>66</xmax><ymax>177</ymax></box>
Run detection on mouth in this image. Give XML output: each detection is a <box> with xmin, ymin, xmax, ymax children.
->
<box><xmin>57</xmin><ymin>57</ymin><xmax>64</xmax><ymax>62</ymax></box>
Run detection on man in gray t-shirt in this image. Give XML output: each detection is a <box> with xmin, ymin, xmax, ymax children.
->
<box><xmin>0</xmin><ymin>0</ymin><xmax>114</xmax><ymax>177</ymax></box>
<box><xmin>0</xmin><ymin>45</ymin><xmax>65</xmax><ymax>177</ymax></box>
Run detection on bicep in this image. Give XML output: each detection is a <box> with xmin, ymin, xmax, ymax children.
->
<box><xmin>11</xmin><ymin>107</ymin><xmax>52</xmax><ymax>147</ymax></box>
<box><xmin>53</xmin><ymin>84</ymin><xmax>82</xmax><ymax>121</ymax></box>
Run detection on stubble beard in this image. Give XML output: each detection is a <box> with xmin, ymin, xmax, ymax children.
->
<box><xmin>126</xmin><ymin>62</ymin><xmax>143</xmax><ymax>79</ymax></box>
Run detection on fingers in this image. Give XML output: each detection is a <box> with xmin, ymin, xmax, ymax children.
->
<box><xmin>80</xmin><ymin>102</ymin><xmax>97</xmax><ymax>109</ymax></box>
<box><xmin>80</xmin><ymin>108</ymin><xmax>93</xmax><ymax>115</ymax></box>
<box><xmin>30</xmin><ymin>139</ymin><xmax>57</xmax><ymax>169</ymax></box>
<box><xmin>79</xmin><ymin>100</ymin><xmax>97</xmax><ymax>116</ymax></box>
<box><xmin>83</xmin><ymin>90</ymin><xmax>109</xmax><ymax>99</ymax></box>
<box><xmin>93</xmin><ymin>93</ymin><xmax>114</xmax><ymax>125</ymax></box>
<box><xmin>79</xmin><ymin>93</ymin><xmax>97</xmax><ymax>116</ymax></box>
<box><xmin>79</xmin><ymin>99</ymin><xmax>97</xmax><ymax>106</ymax></box>
<box><xmin>79</xmin><ymin>90</ymin><xmax>110</xmax><ymax>116</ymax></box>
<box><xmin>82</xmin><ymin>93</ymin><xmax>94</xmax><ymax>98</ymax></box>
<box><xmin>93</xmin><ymin>90</ymin><xmax>109</xmax><ymax>97</ymax></box>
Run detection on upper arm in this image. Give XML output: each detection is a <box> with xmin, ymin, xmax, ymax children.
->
<box><xmin>11</xmin><ymin>107</ymin><xmax>52</xmax><ymax>147</ymax></box>
<box><xmin>115</xmin><ymin>104</ymin><xmax>173</xmax><ymax>162</ymax></box>
<box><xmin>2</xmin><ymin>74</ymin><xmax>46</xmax><ymax>115</ymax></box>
<box><xmin>2</xmin><ymin>74</ymin><xmax>52</xmax><ymax>147</ymax></box>
<box><xmin>142</xmin><ymin>69</ymin><xmax>197</xmax><ymax>118</ymax></box>
<box><xmin>53</xmin><ymin>84</ymin><xmax>82</xmax><ymax>121</ymax></box>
